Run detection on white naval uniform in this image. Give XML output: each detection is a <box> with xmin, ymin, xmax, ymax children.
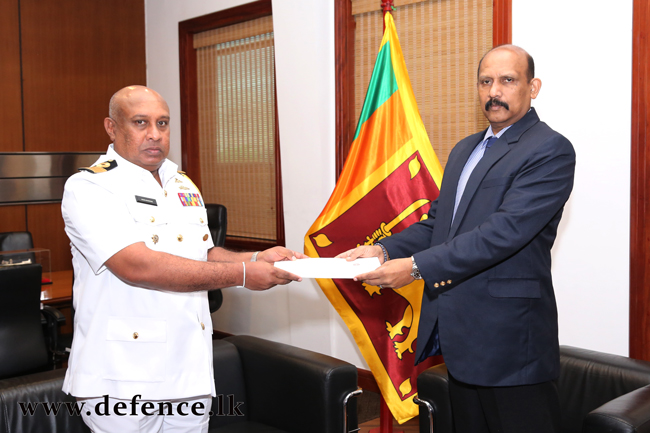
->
<box><xmin>61</xmin><ymin>144</ymin><xmax>216</xmax><ymax>401</ymax></box>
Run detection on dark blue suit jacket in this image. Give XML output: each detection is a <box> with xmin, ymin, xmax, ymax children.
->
<box><xmin>380</xmin><ymin>108</ymin><xmax>576</xmax><ymax>387</ymax></box>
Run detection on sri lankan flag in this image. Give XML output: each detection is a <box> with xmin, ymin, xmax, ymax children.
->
<box><xmin>304</xmin><ymin>13</ymin><xmax>443</xmax><ymax>423</ymax></box>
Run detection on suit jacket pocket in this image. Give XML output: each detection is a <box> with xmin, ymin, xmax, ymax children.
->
<box><xmin>103</xmin><ymin>316</ymin><xmax>167</xmax><ymax>382</ymax></box>
<box><xmin>481</xmin><ymin>176</ymin><xmax>514</xmax><ymax>189</ymax></box>
<box><xmin>488</xmin><ymin>278</ymin><xmax>541</xmax><ymax>299</ymax></box>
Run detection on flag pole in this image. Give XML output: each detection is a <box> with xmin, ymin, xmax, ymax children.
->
<box><xmin>369</xmin><ymin>2</ymin><xmax>406</xmax><ymax>433</ymax></box>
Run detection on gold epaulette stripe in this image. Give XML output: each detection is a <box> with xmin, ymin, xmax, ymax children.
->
<box><xmin>79</xmin><ymin>160</ymin><xmax>118</xmax><ymax>174</ymax></box>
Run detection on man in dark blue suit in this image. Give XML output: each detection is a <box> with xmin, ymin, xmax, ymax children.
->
<box><xmin>342</xmin><ymin>45</ymin><xmax>575</xmax><ymax>432</ymax></box>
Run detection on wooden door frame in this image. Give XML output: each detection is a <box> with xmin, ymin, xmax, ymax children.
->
<box><xmin>630</xmin><ymin>0</ymin><xmax>650</xmax><ymax>360</ymax></box>
<box><xmin>178</xmin><ymin>0</ymin><xmax>286</xmax><ymax>250</ymax></box>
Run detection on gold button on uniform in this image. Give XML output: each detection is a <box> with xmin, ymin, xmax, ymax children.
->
<box><xmin>150</xmin><ymin>216</ymin><xmax>155</xmax><ymax>223</ymax></box>
<box><xmin>203</xmin><ymin>234</ymin><xmax>209</xmax><ymax>241</ymax></box>
<box><xmin>434</xmin><ymin>283</ymin><xmax>439</xmax><ymax>288</ymax></box>
<box><xmin>201</xmin><ymin>322</ymin><xmax>205</xmax><ymax>330</ymax></box>
<box><xmin>448</xmin><ymin>280</ymin><xmax>452</xmax><ymax>284</ymax></box>
<box><xmin>440</xmin><ymin>281</ymin><xmax>446</xmax><ymax>286</ymax></box>
<box><xmin>177</xmin><ymin>234</ymin><xmax>183</xmax><ymax>242</ymax></box>
<box><xmin>199</xmin><ymin>218</ymin><xmax>204</xmax><ymax>224</ymax></box>
<box><xmin>133</xmin><ymin>332</ymin><xmax>139</xmax><ymax>339</ymax></box>
<box><xmin>164</xmin><ymin>190</ymin><xmax>168</xmax><ymax>197</ymax></box>
<box><xmin>152</xmin><ymin>235</ymin><xmax>159</xmax><ymax>244</ymax></box>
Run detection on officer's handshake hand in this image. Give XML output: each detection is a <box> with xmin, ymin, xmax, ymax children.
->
<box><xmin>244</xmin><ymin>261</ymin><xmax>302</xmax><ymax>291</ymax></box>
<box><xmin>257</xmin><ymin>246</ymin><xmax>307</xmax><ymax>263</ymax></box>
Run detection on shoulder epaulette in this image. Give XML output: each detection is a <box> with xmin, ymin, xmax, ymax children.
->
<box><xmin>176</xmin><ymin>171</ymin><xmax>201</xmax><ymax>192</ymax></box>
<box><xmin>79</xmin><ymin>160</ymin><xmax>118</xmax><ymax>174</ymax></box>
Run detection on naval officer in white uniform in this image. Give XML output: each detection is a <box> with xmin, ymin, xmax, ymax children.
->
<box><xmin>61</xmin><ymin>85</ymin><xmax>303</xmax><ymax>433</ymax></box>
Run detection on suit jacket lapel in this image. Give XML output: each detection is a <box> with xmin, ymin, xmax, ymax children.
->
<box><xmin>447</xmin><ymin>108</ymin><xmax>541</xmax><ymax>240</ymax></box>
<box><xmin>433</xmin><ymin>135</ymin><xmax>483</xmax><ymax>245</ymax></box>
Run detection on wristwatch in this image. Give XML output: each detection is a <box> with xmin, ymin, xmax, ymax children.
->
<box><xmin>410</xmin><ymin>256</ymin><xmax>422</xmax><ymax>280</ymax></box>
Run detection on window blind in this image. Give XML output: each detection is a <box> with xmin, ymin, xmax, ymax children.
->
<box><xmin>194</xmin><ymin>16</ymin><xmax>277</xmax><ymax>242</ymax></box>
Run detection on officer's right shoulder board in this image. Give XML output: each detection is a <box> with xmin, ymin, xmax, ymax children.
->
<box><xmin>79</xmin><ymin>160</ymin><xmax>118</xmax><ymax>174</ymax></box>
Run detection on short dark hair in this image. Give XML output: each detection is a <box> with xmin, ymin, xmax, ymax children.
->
<box><xmin>477</xmin><ymin>45</ymin><xmax>535</xmax><ymax>82</ymax></box>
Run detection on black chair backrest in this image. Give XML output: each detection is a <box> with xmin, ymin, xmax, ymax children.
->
<box><xmin>0</xmin><ymin>263</ymin><xmax>49</xmax><ymax>380</ymax></box>
<box><xmin>206</xmin><ymin>204</ymin><xmax>227</xmax><ymax>247</ymax></box>
<box><xmin>0</xmin><ymin>231</ymin><xmax>35</xmax><ymax>265</ymax></box>
<box><xmin>558</xmin><ymin>345</ymin><xmax>650</xmax><ymax>433</ymax></box>
<box><xmin>205</xmin><ymin>204</ymin><xmax>227</xmax><ymax>313</ymax></box>
<box><xmin>0</xmin><ymin>232</ymin><xmax>34</xmax><ymax>251</ymax></box>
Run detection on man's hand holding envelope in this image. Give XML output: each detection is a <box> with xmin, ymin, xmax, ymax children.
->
<box><xmin>334</xmin><ymin>245</ymin><xmax>416</xmax><ymax>290</ymax></box>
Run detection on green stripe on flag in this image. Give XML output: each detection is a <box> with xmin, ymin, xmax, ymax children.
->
<box><xmin>353</xmin><ymin>41</ymin><xmax>398</xmax><ymax>140</ymax></box>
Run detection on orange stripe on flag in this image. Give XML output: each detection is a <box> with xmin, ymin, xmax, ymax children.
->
<box><xmin>342</xmin><ymin>91</ymin><xmax>412</xmax><ymax>194</ymax></box>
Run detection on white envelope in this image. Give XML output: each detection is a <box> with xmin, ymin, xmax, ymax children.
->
<box><xmin>274</xmin><ymin>257</ymin><xmax>381</xmax><ymax>279</ymax></box>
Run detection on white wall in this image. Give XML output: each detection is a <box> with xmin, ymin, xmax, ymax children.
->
<box><xmin>513</xmin><ymin>0</ymin><xmax>633</xmax><ymax>356</ymax></box>
<box><xmin>145</xmin><ymin>0</ymin><xmax>634</xmax><ymax>366</ymax></box>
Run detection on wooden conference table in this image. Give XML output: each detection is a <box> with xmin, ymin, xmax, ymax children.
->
<box><xmin>41</xmin><ymin>269</ymin><xmax>73</xmax><ymax>307</ymax></box>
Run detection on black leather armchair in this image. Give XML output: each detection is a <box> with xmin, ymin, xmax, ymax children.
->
<box><xmin>0</xmin><ymin>231</ymin><xmax>66</xmax><ymax>368</ymax></box>
<box><xmin>212</xmin><ymin>335</ymin><xmax>359</xmax><ymax>432</ymax></box>
<box><xmin>0</xmin><ymin>335</ymin><xmax>360</xmax><ymax>433</ymax></box>
<box><xmin>206</xmin><ymin>204</ymin><xmax>227</xmax><ymax>313</ymax></box>
<box><xmin>415</xmin><ymin>345</ymin><xmax>650</xmax><ymax>433</ymax></box>
<box><xmin>206</xmin><ymin>203</ymin><xmax>228</xmax><ymax>247</ymax></box>
<box><xmin>0</xmin><ymin>264</ymin><xmax>56</xmax><ymax>379</ymax></box>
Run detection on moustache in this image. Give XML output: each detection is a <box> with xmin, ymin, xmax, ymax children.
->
<box><xmin>485</xmin><ymin>98</ymin><xmax>509</xmax><ymax>111</ymax></box>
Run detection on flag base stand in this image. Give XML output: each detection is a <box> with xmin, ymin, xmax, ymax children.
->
<box><xmin>369</xmin><ymin>395</ymin><xmax>404</xmax><ymax>433</ymax></box>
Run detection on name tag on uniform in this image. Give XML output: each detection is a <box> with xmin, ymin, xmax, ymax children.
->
<box><xmin>135</xmin><ymin>195</ymin><xmax>158</xmax><ymax>206</ymax></box>
<box><xmin>178</xmin><ymin>193</ymin><xmax>204</xmax><ymax>207</ymax></box>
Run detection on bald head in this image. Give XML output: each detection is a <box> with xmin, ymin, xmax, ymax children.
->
<box><xmin>478</xmin><ymin>45</ymin><xmax>535</xmax><ymax>83</ymax></box>
<box><xmin>104</xmin><ymin>86</ymin><xmax>171</xmax><ymax>180</ymax></box>
<box><xmin>108</xmin><ymin>85</ymin><xmax>169</xmax><ymax>122</ymax></box>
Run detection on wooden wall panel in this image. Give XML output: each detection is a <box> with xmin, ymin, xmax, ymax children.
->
<box><xmin>27</xmin><ymin>203</ymin><xmax>71</xmax><ymax>272</ymax></box>
<box><xmin>492</xmin><ymin>0</ymin><xmax>512</xmax><ymax>46</ymax></box>
<box><xmin>0</xmin><ymin>205</ymin><xmax>27</xmax><ymax>232</ymax></box>
<box><xmin>0</xmin><ymin>0</ymin><xmax>24</xmax><ymax>152</ymax></box>
<box><xmin>20</xmin><ymin>0</ymin><xmax>146</xmax><ymax>152</ymax></box>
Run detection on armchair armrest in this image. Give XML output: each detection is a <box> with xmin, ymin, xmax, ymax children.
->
<box><xmin>42</xmin><ymin>305</ymin><xmax>66</xmax><ymax>324</ymax></box>
<box><xmin>583</xmin><ymin>384</ymin><xmax>650</xmax><ymax>433</ymax></box>
<box><xmin>415</xmin><ymin>364</ymin><xmax>453</xmax><ymax>433</ymax></box>
<box><xmin>41</xmin><ymin>305</ymin><xmax>66</xmax><ymax>361</ymax></box>
<box><xmin>225</xmin><ymin>335</ymin><xmax>358</xmax><ymax>433</ymax></box>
